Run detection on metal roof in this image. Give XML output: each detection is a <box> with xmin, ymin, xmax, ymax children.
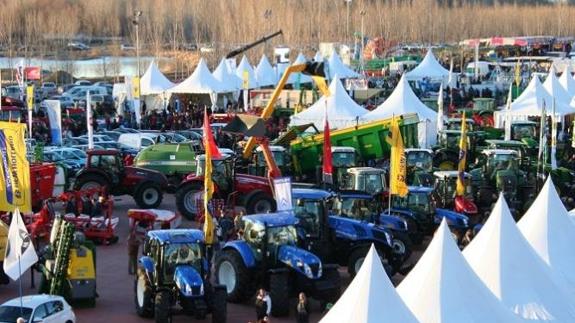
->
<box><xmin>407</xmin><ymin>186</ymin><xmax>434</xmax><ymax>193</ymax></box>
<box><xmin>243</xmin><ymin>211</ymin><xmax>298</xmax><ymax>227</ymax></box>
<box><xmin>433</xmin><ymin>171</ymin><xmax>472</xmax><ymax>178</ymax></box>
<box><xmin>148</xmin><ymin>229</ymin><xmax>204</xmax><ymax>244</ymax></box>
<box><xmin>482</xmin><ymin>149</ymin><xmax>519</xmax><ymax>155</ymax></box>
<box><xmin>292</xmin><ymin>188</ymin><xmax>333</xmax><ymax>199</ymax></box>
<box><xmin>331</xmin><ymin>146</ymin><xmax>356</xmax><ymax>153</ymax></box>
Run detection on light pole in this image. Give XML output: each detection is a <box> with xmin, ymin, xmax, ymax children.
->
<box><xmin>345</xmin><ymin>0</ymin><xmax>352</xmax><ymax>45</ymax></box>
<box><xmin>132</xmin><ymin>10</ymin><xmax>142</xmax><ymax>77</ymax></box>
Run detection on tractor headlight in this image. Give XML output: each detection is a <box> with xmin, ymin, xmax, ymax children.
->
<box><xmin>200</xmin><ymin>283</ymin><xmax>204</xmax><ymax>296</ymax></box>
<box><xmin>400</xmin><ymin>219</ymin><xmax>408</xmax><ymax>231</ymax></box>
<box><xmin>462</xmin><ymin>217</ymin><xmax>469</xmax><ymax>228</ymax></box>
<box><xmin>304</xmin><ymin>263</ymin><xmax>313</xmax><ymax>279</ymax></box>
<box><xmin>384</xmin><ymin>231</ymin><xmax>393</xmax><ymax>246</ymax></box>
<box><xmin>184</xmin><ymin>284</ymin><xmax>193</xmax><ymax>296</ymax></box>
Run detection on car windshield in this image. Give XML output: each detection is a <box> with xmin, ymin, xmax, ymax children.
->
<box><xmin>267</xmin><ymin>225</ymin><xmax>297</xmax><ymax>246</ymax></box>
<box><xmin>163</xmin><ymin>243</ymin><xmax>202</xmax><ymax>278</ymax></box>
<box><xmin>406</xmin><ymin>151</ymin><xmax>433</xmax><ymax>171</ymax></box>
<box><xmin>71</xmin><ymin>150</ymin><xmax>87</xmax><ymax>158</ymax></box>
<box><xmin>197</xmin><ymin>158</ymin><xmax>229</xmax><ymax>177</ymax></box>
<box><xmin>44</xmin><ymin>152</ymin><xmax>62</xmax><ymax>162</ymax></box>
<box><xmin>394</xmin><ymin>192</ymin><xmax>432</xmax><ymax>213</ymax></box>
<box><xmin>0</xmin><ymin>110</ymin><xmax>23</xmax><ymax>122</ymax></box>
<box><xmin>332</xmin><ymin>152</ymin><xmax>355</xmax><ymax>167</ymax></box>
<box><xmin>356</xmin><ymin>173</ymin><xmax>385</xmax><ymax>194</ymax></box>
<box><xmin>489</xmin><ymin>154</ymin><xmax>515</xmax><ymax>170</ymax></box>
<box><xmin>0</xmin><ymin>306</ymin><xmax>33</xmax><ymax>321</ymax></box>
<box><xmin>272</xmin><ymin>151</ymin><xmax>286</xmax><ymax>167</ymax></box>
<box><xmin>293</xmin><ymin>198</ymin><xmax>322</xmax><ymax>235</ymax></box>
<box><xmin>336</xmin><ymin>197</ymin><xmax>376</xmax><ymax>221</ymax></box>
<box><xmin>513</xmin><ymin>124</ymin><xmax>536</xmax><ymax>139</ymax></box>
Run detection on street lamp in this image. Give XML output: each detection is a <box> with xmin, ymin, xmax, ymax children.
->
<box><xmin>132</xmin><ymin>10</ymin><xmax>142</xmax><ymax>77</ymax></box>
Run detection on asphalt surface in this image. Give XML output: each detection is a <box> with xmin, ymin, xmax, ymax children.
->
<box><xmin>1</xmin><ymin>194</ymin><xmax>425</xmax><ymax>323</ymax></box>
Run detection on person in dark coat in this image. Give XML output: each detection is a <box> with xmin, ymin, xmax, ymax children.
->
<box><xmin>296</xmin><ymin>292</ymin><xmax>309</xmax><ymax>323</ymax></box>
<box><xmin>255</xmin><ymin>288</ymin><xmax>271</xmax><ymax>322</ymax></box>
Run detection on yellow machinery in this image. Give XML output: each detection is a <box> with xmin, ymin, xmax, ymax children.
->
<box><xmin>67</xmin><ymin>245</ymin><xmax>97</xmax><ymax>305</ymax></box>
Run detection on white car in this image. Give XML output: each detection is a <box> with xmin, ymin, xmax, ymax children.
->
<box><xmin>0</xmin><ymin>294</ymin><xmax>75</xmax><ymax>323</ymax></box>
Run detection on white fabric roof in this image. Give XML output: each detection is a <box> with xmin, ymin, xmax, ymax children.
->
<box><xmin>327</xmin><ymin>49</ymin><xmax>360</xmax><ymax>80</ymax></box>
<box><xmin>212</xmin><ymin>58</ymin><xmax>242</xmax><ymax>92</ymax></box>
<box><xmin>559</xmin><ymin>65</ymin><xmax>575</xmax><ymax>97</ymax></box>
<box><xmin>518</xmin><ymin>178</ymin><xmax>575</xmax><ymax>299</ymax></box>
<box><xmin>361</xmin><ymin>74</ymin><xmax>438</xmax><ymax>147</ymax></box>
<box><xmin>289</xmin><ymin>77</ymin><xmax>368</xmax><ymax>130</ymax></box>
<box><xmin>167</xmin><ymin>58</ymin><xmax>225</xmax><ymax>94</ymax></box>
<box><xmin>286</xmin><ymin>52</ymin><xmax>312</xmax><ymax>85</ymax></box>
<box><xmin>235</xmin><ymin>55</ymin><xmax>258</xmax><ymax>89</ymax></box>
<box><xmin>255</xmin><ymin>55</ymin><xmax>277</xmax><ymax>87</ymax></box>
<box><xmin>505</xmin><ymin>76</ymin><xmax>575</xmax><ymax>118</ymax></box>
<box><xmin>406</xmin><ymin>49</ymin><xmax>450</xmax><ymax>80</ymax></box>
<box><xmin>398</xmin><ymin>219</ymin><xmax>522</xmax><ymax>323</ymax></box>
<box><xmin>313</xmin><ymin>51</ymin><xmax>324</xmax><ymax>62</ymax></box>
<box><xmin>463</xmin><ymin>195</ymin><xmax>575</xmax><ymax>321</ymax></box>
<box><xmin>542</xmin><ymin>70</ymin><xmax>575</xmax><ymax>109</ymax></box>
<box><xmin>320</xmin><ymin>245</ymin><xmax>418</xmax><ymax>323</ymax></box>
<box><xmin>140</xmin><ymin>60</ymin><xmax>175</xmax><ymax>95</ymax></box>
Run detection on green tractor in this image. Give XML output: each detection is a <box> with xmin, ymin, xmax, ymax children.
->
<box><xmin>433</xmin><ymin>130</ymin><xmax>481</xmax><ymax>171</ymax></box>
<box><xmin>247</xmin><ymin>145</ymin><xmax>292</xmax><ymax>177</ymax></box>
<box><xmin>405</xmin><ymin>148</ymin><xmax>434</xmax><ymax>186</ymax></box>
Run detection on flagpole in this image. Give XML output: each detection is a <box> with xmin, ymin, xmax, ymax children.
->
<box><xmin>17</xmin><ymin>212</ymin><xmax>23</xmax><ymax>316</ymax></box>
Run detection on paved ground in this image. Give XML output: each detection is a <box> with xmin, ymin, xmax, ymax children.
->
<box><xmin>1</xmin><ymin>194</ymin><xmax>426</xmax><ymax>323</ymax></box>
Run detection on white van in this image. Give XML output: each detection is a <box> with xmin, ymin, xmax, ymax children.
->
<box><xmin>118</xmin><ymin>133</ymin><xmax>160</xmax><ymax>150</ymax></box>
<box><xmin>466</xmin><ymin>62</ymin><xmax>491</xmax><ymax>78</ymax></box>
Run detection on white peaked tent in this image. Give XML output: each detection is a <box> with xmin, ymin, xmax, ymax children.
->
<box><xmin>255</xmin><ymin>55</ymin><xmax>277</xmax><ymax>87</ymax></box>
<box><xmin>362</xmin><ymin>74</ymin><xmax>438</xmax><ymax>148</ymax></box>
<box><xmin>327</xmin><ymin>49</ymin><xmax>360</xmax><ymax>80</ymax></box>
<box><xmin>518</xmin><ymin>178</ymin><xmax>575</xmax><ymax>298</ymax></box>
<box><xmin>397</xmin><ymin>219</ymin><xmax>523</xmax><ymax>323</ymax></box>
<box><xmin>320</xmin><ymin>246</ymin><xmax>418</xmax><ymax>323</ymax></box>
<box><xmin>313</xmin><ymin>51</ymin><xmax>324</xmax><ymax>62</ymax></box>
<box><xmin>235</xmin><ymin>55</ymin><xmax>258</xmax><ymax>89</ymax></box>
<box><xmin>289</xmin><ymin>77</ymin><xmax>368</xmax><ymax>130</ymax></box>
<box><xmin>167</xmin><ymin>58</ymin><xmax>225</xmax><ymax>94</ymax></box>
<box><xmin>406</xmin><ymin>49</ymin><xmax>450</xmax><ymax>82</ymax></box>
<box><xmin>543</xmin><ymin>69</ymin><xmax>575</xmax><ymax>109</ymax></box>
<box><xmin>286</xmin><ymin>52</ymin><xmax>312</xmax><ymax>85</ymax></box>
<box><xmin>559</xmin><ymin>65</ymin><xmax>575</xmax><ymax>97</ymax></box>
<box><xmin>463</xmin><ymin>195</ymin><xmax>575</xmax><ymax>321</ymax></box>
<box><xmin>213</xmin><ymin>58</ymin><xmax>242</xmax><ymax>92</ymax></box>
<box><xmin>140</xmin><ymin>60</ymin><xmax>175</xmax><ymax>95</ymax></box>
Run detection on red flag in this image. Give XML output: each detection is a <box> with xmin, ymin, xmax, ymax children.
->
<box><xmin>322</xmin><ymin>107</ymin><xmax>333</xmax><ymax>184</ymax></box>
<box><xmin>203</xmin><ymin>108</ymin><xmax>222</xmax><ymax>159</ymax></box>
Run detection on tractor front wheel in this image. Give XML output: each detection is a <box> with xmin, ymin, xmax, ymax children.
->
<box><xmin>134</xmin><ymin>182</ymin><xmax>163</xmax><ymax>209</ymax></box>
<box><xmin>215</xmin><ymin>250</ymin><xmax>254</xmax><ymax>302</ymax></box>
<box><xmin>175</xmin><ymin>183</ymin><xmax>202</xmax><ymax>220</ymax></box>
<box><xmin>154</xmin><ymin>290</ymin><xmax>172</xmax><ymax>323</ymax></box>
<box><xmin>348</xmin><ymin>247</ymin><xmax>369</xmax><ymax>277</ymax></box>
<box><xmin>269</xmin><ymin>272</ymin><xmax>290</xmax><ymax>317</ymax></box>
<box><xmin>245</xmin><ymin>192</ymin><xmax>276</xmax><ymax>215</ymax></box>
<box><xmin>75</xmin><ymin>174</ymin><xmax>107</xmax><ymax>192</ymax></box>
<box><xmin>211</xmin><ymin>285</ymin><xmax>227</xmax><ymax>323</ymax></box>
<box><xmin>135</xmin><ymin>269</ymin><xmax>154</xmax><ymax>318</ymax></box>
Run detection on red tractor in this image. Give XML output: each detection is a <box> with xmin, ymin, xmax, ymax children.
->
<box><xmin>175</xmin><ymin>153</ymin><xmax>276</xmax><ymax>220</ymax></box>
<box><xmin>73</xmin><ymin>150</ymin><xmax>169</xmax><ymax>209</ymax></box>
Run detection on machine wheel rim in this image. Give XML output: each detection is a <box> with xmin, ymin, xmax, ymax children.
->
<box><xmin>218</xmin><ymin>260</ymin><xmax>236</xmax><ymax>294</ymax></box>
<box><xmin>253</xmin><ymin>200</ymin><xmax>272</xmax><ymax>214</ymax></box>
<box><xmin>393</xmin><ymin>239</ymin><xmax>406</xmax><ymax>255</ymax></box>
<box><xmin>183</xmin><ymin>190</ymin><xmax>199</xmax><ymax>215</ymax></box>
<box><xmin>354</xmin><ymin>257</ymin><xmax>365</xmax><ymax>274</ymax></box>
<box><xmin>142</xmin><ymin>187</ymin><xmax>159</xmax><ymax>206</ymax></box>
<box><xmin>136</xmin><ymin>276</ymin><xmax>145</xmax><ymax>307</ymax></box>
<box><xmin>81</xmin><ymin>181</ymin><xmax>101</xmax><ymax>190</ymax></box>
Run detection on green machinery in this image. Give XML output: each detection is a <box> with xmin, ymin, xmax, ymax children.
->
<box><xmin>134</xmin><ymin>143</ymin><xmax>199</xmax><ymax>186</ymax></box>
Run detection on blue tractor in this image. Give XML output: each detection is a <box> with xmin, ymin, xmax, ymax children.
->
<box><xmin>291</xmin><ymin>188</ymin><xmax>404</xmax><ymax>277</ymax></box>
<box><xmin>135</xmin><ymin>229</ymin><xmax>227</xmax><ymax>323</ymax></box>
<box><xmin>214</xmin><ymin>213</ymin><xmax>341</xmax><ymax>317</ymax></box>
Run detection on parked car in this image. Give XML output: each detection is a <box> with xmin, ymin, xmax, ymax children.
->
<box><xmin>120</xmin><ymin>44</ymin><xmax>136</xmax><ymax>51</ymax></box>
<box><xmin>74</xmin><ymin>80</ymin><xmax>92</xmax><ymax>86</ymax></box>
<box><xmin>97</xmin><ymin>130</ymin><xmax>122</xmax><ymax>141</ymax></box>
<box><xmin>67</xmin><ymin>42</ymin><xmax>90</xmax><ymax>51</ymax></box>
<box><xmin>0</xmin><ymin>294</ymin><xmax>75</xmax><ymax>323</ymax></box>
<box><xmin>48</xmin><ymin>95</ymin><xmax>75</xmax><ymax>108</ymax></box>
<box><xmin>112</xmin><ymin>127</ymin><xmax>140</xmax><ymax>134</ymax></box>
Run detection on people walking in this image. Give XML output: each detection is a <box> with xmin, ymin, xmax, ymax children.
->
<box><xmin>255</xmin><ymin>288</ymin><xmax>271</xmax><ymax>322</ymax></box>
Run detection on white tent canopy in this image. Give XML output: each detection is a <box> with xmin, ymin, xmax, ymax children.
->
<box><xmin>543</xmin><ymin>69</ymin><xmax>575</xmax><ymax>109</ymax></box>
<box><xmin>140</xmin><ymin>60</ymin><xmax>175</xmax><ymax>95</ymax></box>
<box><xmin>327</xmin><ymin>49</ymin><xmax>360</xmax><ymax>80</ymax></box>
<box><xmin>320</xmin><ymin>245</ymin><xmax>418</xmax><ymax>323</ymax></box>
<box><xmin>255</xmin><ymin>54</ymin><xmax>277</xmax><ymax>88</ymax></box>
<box><xmin>286</xmin><ymin>52</ymin><xmax>312</xmax><ymax>85</ymax></box>
<box><xmin>167</xmin><ymin>58</ymin><xmax>225</xmax><ymax>94</ymax></box>
<box><xmin>398</xmin><ymin>219</ymin><xmax>522</xmax><ymax>323</ymax></box>
<box><xmin>235</xmin><ymin>55</ymin><xmax>258</xmax><ymax>89</ymax></box>
<box><xmin>518</xmin><ymin>178</ymin><xmax>575</xmax><ymax>298</ymax></box>
<box><xmin>213</xmin><ymin>58</ymin><xmax>242</xmax><ymax>92</ymax></box>
<box><xmin>361</xmin><ymin>74</ymin><xmax>438</xmax><ymax>148</ymax></box>
<box><xmin>463</xmin><ymin>195</ymin><xmax>575</xmax><ymax>321</ymax></box>
<box><xmin>314</xmin><ymin>51</ymin><xmax>324</xmax><ymax>62</ymax></box>
<box><xmin>406</xmin><ymin>49</ymin><xmax>450</xmax><ymax>82</ymax></box>
<box><xmin>559</xmin><ymin>65</ymin><xmax>575</xmax><ymax>97</ymax></box>
<box><xmin>289</xmin><ymin>77</ymin><xmax>368</xmax><ymax>130</ymax></box>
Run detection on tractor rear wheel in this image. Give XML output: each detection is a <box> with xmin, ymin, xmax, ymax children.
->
<box><xmin>134</xmin><ymin>182</ymin><xmax>163</xmax><ymax>209</ymax></box>
<box><xmin>391</xmin><ymin>231</ymin><xmax>413</xmax><ymax>261</ymax></box>
<box><xmin>175</xmin><ymin>183</ymin><xmax>202</xmax><ymax>220</ymax></box>
<box><xmin>215</xmin><ymin>250</ymin><xmax>254</xmax><ymax>302</ymax></box>
<box><xmin>269</xmin><ymin>272</ymin><xmax>290</xmax><ymax>317</ymax></box>
<box><xmin>135</xmin><ymin>269</ymin><xmax>154</xmax><ymax>318</ymax></box>
<box><xmin>154</xmin><ymin>290</ymin><xmax>172</xmax><ymax>323</ymax></box>
<box><xmin>75</xmin><ymin>174</ymin><xmax>107</xmax><ymax>191</ymax></box>
<box><xmin>211</xmin><ymin>285</ymin><xmax>227</xmax><ymax>323</ymax></box>
<box><xmin>348</xmin><ymin>247</ymin><xmax>369</xmax><ymax>277</ymax></box>
<box><xmin>245</xmin><ymin>192</ymin><xmax>276</xmax><ymax>215</ymax></box>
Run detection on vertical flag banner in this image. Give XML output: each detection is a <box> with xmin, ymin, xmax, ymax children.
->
<box><xmin>437</xmin><ymin>83</ymin><xmax>444</xmax><ymax>132</ymax></box>
<box><xmin>514</xmin><ymin>61</ymin><xmax>521</xmax><ymax>87</ymax></box>
<box><xmin>538</xmin><ymin>104</ymin><xmax>547</xmax><ymax>178</ymax></box>
<box><xmin>44</xmin><ymin>100</ymin><xmax>62</xmax><ymax>145</ymax></box>
<box><xmin>0</xmin><ymin>122</ymin><xmax>31</xmax><ymax>213</ymax></box>
<box><xmin>386</xmin><ymin>117</ymin><xmax>408</xmax><ymax>197</ymax></box>
<box><xmin>203</xmin><ymin>108</ymin><xmax>221</xmax><ymax>245</ymax></box>
<box><xmin>242</xmin><ymin>70</ymin><xmax>249</xmax><ymax>111</ymax></box>
<box><xmin>504</xmin><ymin>83</ymin><xmax>513</xmax><ymax>141</ymax></box>
<box><xmin>3</xmin><ymin>208</ymin><xmax>38</xmax><ymax>281</ymax></box>
<box><xmin>86</xmin><ymin>91</ymin><xmax>94</xmax><ymax>149</ymax></box>
<box><xmin>132</xmin><ymin>76</ymin><xmax>141</xmax><ymax>125</ymax></box>
<box><xmin>26</xmin><ymin>84</ymin><xmax>34</xmax><ymax>138</ymax></box>
<box><xmin>322</xmin><ymin>103</ymin><xmax>333</xmax><ymax>185</ymax></box>
<box><xmin>551</xmin><ymin>100</ymin><xmax>557</xmax><ymax>170</ymax></box>
<box><xmin>456</xmin><ymin>114</ymin><xmax>468</xmax><ymax>196</ymax></box>
<box><xmin>273</xmin><ymin>177</ymin><xmax>293</xmax><ymax>211</ymax></box>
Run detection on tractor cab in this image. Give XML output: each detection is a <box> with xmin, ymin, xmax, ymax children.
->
<box><xmin>511</xmin><ymin>120</ymin><xmax>538</xmax><ymax>149</ymax></box>
<box><xmin>432</xmin><ymin>171</ymin><xmax>478</xmax><ymax>218</ymax></box>
<box><xmin>405</xmin><ymin>148</ymin><xmax>434</xmax><ymax>186</ymax></box>
<box><xmin>242</xmin><ymin>213</ymin><xmax>299</xmax><ymax>263</ymax></box>
<box><xmin>446</xmin><ymin>118</ymin><xmax>477</xmax><ymax>132</ymax></box>
<box><xmin>84</xmin><ymin>150</ymin><xmax>125</xmax><ymax>185</ymax></box>
<box><xmin>340</xmin><ymin>167</ymin><xmax>387</xmax><ymax>196</ymax></box>
<box><xmin>484</xmin><ymin>139</ymin><xmax>532</xmax><ymax>167</ymax></box>
<box><xmin>195</xmin><ymin>154</ymin><xmax>234</xmax><ymax>193</ymax></box>
<box><xmin>331</xmin><ymin>146</ymin><xmax>357</xmax><ymax>168</ymax></box>
<box><xmin>434</xmin><ymin>130</ymin><xmax>480</xmax><ymax>170</ymax></box>
<box><xmin>249</xmin><ymin>145</ymin><xmax>290</xmax><ymax>177</ymax></box>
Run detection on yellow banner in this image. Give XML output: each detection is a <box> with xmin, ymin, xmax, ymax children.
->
<box><xmin>26</xmin><ymin>85</ymin><xmax>34</xmax><ymax>111</ymax></box>
<box><xmin>386</xmin><ymin>117</ymin><xmax>408</xmax><ymax>197</ymax></box>
<box><xmin>203</xmin><ymin>137</ymin><xmax>215</xmax><ymax>244</ymax></box>
<box><xmin>131</xmin><ymin>77</ymin><xmax>140</xmax><ymax>99</ymax></box>
<box><xmin>456</xmin><ymin>114</ymin><xmax>467</xmax><ymax>196</ymax></box>
<box><xmin>514</xmin><ymin>61</ymin><xmax>521</xmax><ymax>87</ymax></box>
<box><xmin>0</xmin><ymin>122</ymin><xmax>31</xmax><ymax>213</ymax></box>
<box><xmin>242</xmin><ymin>70</ymin><xmax>249</xmax><ymax>90</ymax></box>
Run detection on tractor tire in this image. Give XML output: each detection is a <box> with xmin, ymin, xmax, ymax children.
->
<box><xmin>320</xmin><ymin>267</ymin><xmax>341</xmax><ymax>305</ymax></box>
<box><xmin>391</xmin><ymin>231</ymin><xmax>413</xmax><ymax>261</ymax></box>
<box><xmin>134</xmin><ymin>182</ymin><xmax>163</xmax><ymax>209</ymax></box>
<box><xmin>347</xmin><ymin>247</ymin><xmax>369</xmax><ymax>277</ymax></box>
<box><xmin>245</xmin><ymin>192</ymin><xmax>276</xmax><ymax>215</ymax></box>
<box><xmin>211</xmin><ymin>285</ymin><xmax>228</xmax><ymax>323</ymax></box>
<box><xmin>215</xmin><ymin>250</ymin><xmax>254</xmax><ymax>303</ymax></box>
<box><xmin>154</xmin><ymin>290</ymin><xmax>172</xmax><ymax>323</ymax></box>
<box><xmin>175</xmin><ymin>183</ymin><xmax>202</xmax><ymax>220</ymax></box>
<box><xmin>135</xmin><ymin>269</ymin><xmax>154</xmax><ymax>318</ymax></box>
<box><xmin>74</xmin><ymin>174</ymin><xmax>107</xmax><ymax>191</ymax></box>
<box><xmin>269</xmin><ymin>272</ymin><xmax>290</xmax><ymax>317</ymax></box>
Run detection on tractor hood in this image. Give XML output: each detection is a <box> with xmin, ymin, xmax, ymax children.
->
<box><xmin>379</xmin><ymin>215</ymin><xmax>408</xmax><ymax>231</ymax></box>
<box><xmin>435</xmin><ymin>208</ymin><xmax>469</xmax><ymax>229</ymax></box>
<box><xmin>174</xmin><ymin>265</ymin><xmax>204</xmax><ymax>297</ymax></box>
<box><xmin>125</xmin><ymin>166</ymin><xmax>169</xmax><ymax>187</ymax></box>
<box><xmin>277</xmin><ymin>245</ymin><xmax>322</xmax><ymax>280</ymax></box>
